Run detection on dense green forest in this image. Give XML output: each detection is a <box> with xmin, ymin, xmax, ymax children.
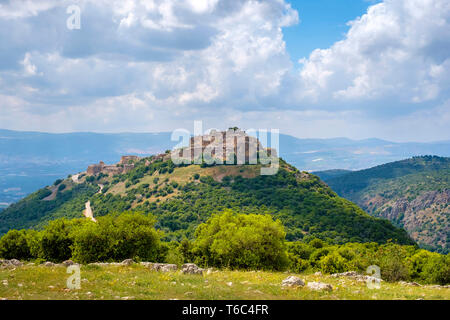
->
<box><xmin>0</xmin><ymin>183</ymin><xmax>98</xmax><ymax>234</ymax></box>
<box><xmin>317</xmin><ymin>156</ymin><xmax>450</xmax><ymax>253</ymax></box>
<box><xmin>0</xmin><ymin>157</ymin><xmax>413</xmax><ymax>245</ymax></box>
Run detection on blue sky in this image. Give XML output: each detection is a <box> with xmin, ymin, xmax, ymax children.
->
<box><xmin>0</xmin><ymin>0</ymin><xmax>449</xmax><ymax>142</ymax></box>
<box><xmin>284</xmin><ymin>0</ymin><xmax>381</xmax><ymax>62</ymax></box>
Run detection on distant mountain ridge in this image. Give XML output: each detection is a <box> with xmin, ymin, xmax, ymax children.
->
<box><xmin>1</xmin><ymin>128</ymin><xmax>450</xmax><ymax>205</ymax></box>
<box><xmin>316</xmin><ymin>156</ymin><xmax>450</xmax><ymax>253</ymax></box>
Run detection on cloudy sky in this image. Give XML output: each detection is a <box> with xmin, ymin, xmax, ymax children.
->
<box><xmin>0</xmin><ymin>0</ymin><xmax>449</xmax><ymax>142</ymax></box>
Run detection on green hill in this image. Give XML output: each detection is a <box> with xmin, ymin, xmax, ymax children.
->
<box><xmin>319</xmin><ymin>156</ymin><xmax>450</xmax><ymax>253</ymax></box>
<box><xmin>0</xmin><ymin>155</ymin><xmax>414</xmax><ymax>246</ymax></box>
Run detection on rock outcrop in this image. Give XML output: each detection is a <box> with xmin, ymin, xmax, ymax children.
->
<box><xmin>181</xmin><ymin>263</ymin><xmax>204</xmax><ymax>275</ymax></box>
<box><xmin>306</xmin><ymin>282</ymin><xmax>333</xmax><ymax>291</ymax></box>
<box><xmin>331</xmin><ymin>271</ymin><xmax>383</xmax><ymax>283</ymax></box>
<box><xmin>0</xmin><ymin>259</ymin><xmax>23</xmax><ymax>267</ymax></box>
<box><xmin>121</xmin><ymin>259</ymin><xmax>135</xmax><ymax>266</ymax></box>
<box><xmin>62</xmin><ymin>260</ymin><xmax>76</xmax><ymax>267</ymax></box>
<box><xmin>150</xmin><ymin>263</ymin><xmax>178</xmax><ymax>272</ymax></box>
<box><xmin>281</xmin><ymin>276</ymin><xmax>305</xmax><ymax>287</ymax></box>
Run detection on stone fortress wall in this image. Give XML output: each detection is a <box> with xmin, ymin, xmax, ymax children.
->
<box><xmin>87</xmin><ymin>156</ymin><xmax>141</xmax><ymax>176</ymax></box>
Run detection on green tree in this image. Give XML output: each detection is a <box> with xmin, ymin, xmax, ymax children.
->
<box><xmin>422</xmin><ymin>254</ymin><xmax>450</xmax><ymax>285</ymax></box>
<box><xmin>0</xmin><ymin>229</ymin><xmax>38</xmax><ymax>260</ymax></box>
<box><xmin>193</xmin><ymin>210</ymin><xmax>289</xmax><ymax>270</ymax></box>
<box><xmin>39</xmin><ymin>218</ymin><xmax>87</xmax><ymax>262</ymax></box>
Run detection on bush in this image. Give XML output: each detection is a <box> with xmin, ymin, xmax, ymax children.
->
<box><xmin>287</xmin><ymin>242</ymin><xmax>314</xmax><ymax>260</ymax></box>
<box><xmin>422</xmin><ymin>255</ymin><xmax>450</xmax><ymax>285</ymax></box>
<box><xmin>288</xmin><ymin>256</ymin><xmax>311</xmax><ymax>273</ymax></box>
<box><xmin>408</xmin><ymin>249</ymin><xmax>440</xmax><ymax>281</ymax></box>
<box><xmin>192</xmin><ymin>210</ymin><xmax>289</xmax><ymax>271</ymax></box>
<box><xmin>71</xmin><ymin>213</ymin><xmax>162</xmax><ymax>263</ymax></box>
<box><xmin>309</xmin><ymin>238</ymin><xmax>325</xmax><ymax>249</ymax></box>
<box><xmin>374</xmin><ymin>244</ymin><xmax>410</xmax><ymax>282</ymax></box>
<box><xmin>0</xmin><ymin>229</ymin><xmax>38</xmax><ymax>260</ymax></box>
<box><xmin>309</xmin><ymin>247</ymin><xmax>330</xmax><ymax>266</ymax></box>
<box><xmin>39</xmin><ymin>219</ymin><xmax>85</xmax><ymax>262</ymax></box>
<box><xmin>71</xmin><ymin>221</ymin><xmax>112</xmax><ymax>263</ymax></box>
<box><xmin>165</xmin><ymin>248</ymin><xmax>184</xmax><ymax>266</ymax></box>
<box><xmin>319</xmin><ymin>253</ymin><xmax>347</xmax><ymax>274</ymax></box>
<box><xmin>179</xmin><ymin>238</ymin><xmax>195</xmax><ymax>263</ymax></box>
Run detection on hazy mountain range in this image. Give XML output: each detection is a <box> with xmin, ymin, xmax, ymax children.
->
<box><xmin>1</xmin><ymin>128</ymin><xmax>450</xmax><ymax>206</ymax></box>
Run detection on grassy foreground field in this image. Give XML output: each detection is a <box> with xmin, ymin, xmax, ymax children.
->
<box><xmin>0</xmin><ymin>264</ymin><xmax>449</xmax><ymax>300</ymax></box>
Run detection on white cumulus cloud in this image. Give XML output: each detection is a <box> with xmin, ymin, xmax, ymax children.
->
<box><xmin>0</xmin><ymin>0</ymin><xmax>449</xmax><ymax>141</ymax></box>
<box><xmin>299</xmin><ymin>0</ymin><xmax>450</xmax><ymax>106</ymax></box>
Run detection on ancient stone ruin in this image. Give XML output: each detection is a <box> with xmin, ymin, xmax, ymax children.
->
<box><xmin>87</xmin><ymin>156</ymin><xmax>141</xmax><ymax>176</ymax></box>
<box><xmin>172</xmin><ymin>128</ymin><xmax>276</xmax><ymax>164</ymax></box>
<box><xmin>86</xmin><ymin>128</ymin><xmax>277</xmax><ymax>176</ymax></box>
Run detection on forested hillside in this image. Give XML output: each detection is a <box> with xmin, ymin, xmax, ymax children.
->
<box><xmin>319</xmin><ymin>156</ymin><xmax>450</xmax><ymax>253</ymax></box>
<box><xmin>0</xmin><ymin>156</ymin><xmax>413</xmax><ymax>245</ymax></box>
<box><xmin>2</xmin><ymin>128</ymin><xmax>450</xmax><ymax>207</ymax></box>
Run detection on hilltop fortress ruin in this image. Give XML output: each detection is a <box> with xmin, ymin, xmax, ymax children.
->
<box><xmin>86</xmin><ymin>128</ymin><xmax>276</xmax><ymax>176</ymax></box>
<box><xmin>173</xmin><ymin>128</ymin><xmax>276</xmax><ymax>165</ymax></box>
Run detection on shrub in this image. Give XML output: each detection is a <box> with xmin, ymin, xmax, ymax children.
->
<box><xmin>179</xmin><ymin>238</ymin><xmax>195</xmax><ymax>263</ymax></box>
<box><xmin>288</xmin><ymin>256</ymin><xmax>310</xmax><ymax>273</ymax></box>
<box><xmin>408</xmin><ymin>249</ymin><xmax>440</xmax><ymax>281</ymax></box>
<box><xmin>165</xmin><ymin>248</ymin><xmax>184</xmax><ymax>266</ymax></box>
<box><xmin>39</xmin><ymin>219</ymin><xmax>86</xmax><ymax>262</ymax></box>
<box><xmin>376</xmin><ymin>244</ymin><xmax>410</xmax><ymax>282</ymax></box>
<box><xmin>0</xmin><ymin>229</ymin><xmax>38</xmax><ymax>260</ymax></box>
<box><xmin>309</xmin><ymin>247</ymin><xmax>331</xmax><ymax>266</ymax></box>
<box><xmin>192</xmin><ymin>210</ymin><xmax>289</xmax><ymax>271</ymax></box>
<box><xmin>319</xmin><ymin>253</ymin><xmax>347</xmax><ymax>274</ymax></box>
<box><xmin>309</xmin><ymin>238</ymin><xmax>325</xmax><ymax>249</ymax></box>
<box><xmin>71</xmin><ymin>221</ymin><xmax>112</xmax><ymax>263</ymax></box>
<box><xmin>287</xmin><ymin>242</ymin><xmax>314</xmax><ymax>260</ymax></box>
<box><xmin>71</xmin><ymin>213</ymin><xmax>162</xmax><ymax>263</ymax></box>
<box><xmin>422</xmin><ymin>255</ymin><xmax>450</xmax><ymax>285</ymax></box>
